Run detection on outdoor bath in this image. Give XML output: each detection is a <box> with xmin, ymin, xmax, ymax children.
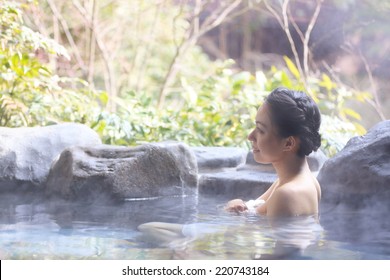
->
<box><xmin>0</xmin><ymin>122</ymin><xmax>389</xmax><ymax>260</ymax></box>
<box><xmin>2</xmin><ymin>0</ymin><xmax>390</xmax><ymax>265</ymax></box>
<box><xmin>0</xmin><ymin>192</ymin><xmax>389</xmax><ymax>260</ymax></box>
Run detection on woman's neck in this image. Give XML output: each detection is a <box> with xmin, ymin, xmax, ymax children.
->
<box><xmin>272</xmin><ymin>154</ymin><xmax>309</xmax><ymax>185</ymax></box>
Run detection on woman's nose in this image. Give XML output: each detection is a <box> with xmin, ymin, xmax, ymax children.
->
<box><xmin>248</xmin><ymin>129</ymin><xmax>255</xmax><ymax>141</ymax></box>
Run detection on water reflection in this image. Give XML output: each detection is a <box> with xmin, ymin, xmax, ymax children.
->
<box><xmin>137</xmin><ymin>212</ymin><xmax>324</xmax><ymax>260</ymax></box>
<box><xmin>0</xmin><ymin>193</ymin><xmax>389</xmax><ymax>259</ymax></box>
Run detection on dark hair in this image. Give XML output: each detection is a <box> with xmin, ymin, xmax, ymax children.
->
<box><xmin>265</xmin><ymin>87</ymin><xmax>321</xmax><ymax>157</ymax></box>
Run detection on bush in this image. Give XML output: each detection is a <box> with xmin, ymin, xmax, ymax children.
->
<box><xmin>1</xmin><ymin>1</ymin><xmax>367</xmax><ymax>158</ymax></box>
<box><xmin>93</xmin><ymin>57</ymin><xmax>365</xmax><ymax>157</ymax></box>
<box><xmin>0</xmin><ymin>1</ymin><xmax>107</xmax><ymax>127</ymax></box>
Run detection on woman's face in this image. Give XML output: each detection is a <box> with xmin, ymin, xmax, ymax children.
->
<box><xmin>248</xmin><ymin>103</ymin><xmax>286</xmax><ymax>164</ymax></box>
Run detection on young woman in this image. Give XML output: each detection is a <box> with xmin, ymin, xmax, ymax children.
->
<box><xmin>138</xmin><ymin>87</ymin><xmax>322</xmax><ymax>245</ymax></box>
<box><xmin>225</xmin><ymin>87</ymin><xmax>322</xmax><ymax>217</ymax></box>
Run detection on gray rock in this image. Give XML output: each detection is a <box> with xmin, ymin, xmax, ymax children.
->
<box><xmin>318</xmin><ymin>120</ymin><xmax>390</xmax><ymax>210</ymax></box>
<box><xmin>306</xmin><ymin>150</ymin><xmax>328</xmax><ymax>172</ymax></box>
<box><xmin>238</xmin><ymin>151</ymin><xmax>275</xmax><ymax>173</ymax></box>
<box><xmin>241</xmin><ymin>149</ymin><xmax>328</xmax><ymax>173</ymax></box>
<box><xmin>0</xmin><ymin>123</ymin><xmax>102</xmax><ymax>191</ymax></box>
<box><xmin>199</xmin><ymin>170</ymin><xmax>275</xmax><ymax>199</ymax></box>
<box><xmin>191</xmin><ymin>147</ymin><xmax>247</xmax><ymax>170</ymax></box>
<box><xmin>191</xmin><ymin>147</ymin><xmax>272</xmax><ymax>199</ymax></box>
<box><xmin>198</xmin><ymin>148</ymin><xmax>327</xmax><ymax>199</ymax></box>
<box><xmin>45</xmin><ymin>142</ymin><xmax>198</xmax><ymax>200</ymax></box>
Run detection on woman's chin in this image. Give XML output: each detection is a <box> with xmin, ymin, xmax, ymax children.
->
<box><xmin>253</xmin><ymin>155</ymin><xmax>269</xmax><ymax>164</ymax></box>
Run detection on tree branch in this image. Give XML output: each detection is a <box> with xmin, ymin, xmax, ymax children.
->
<box><xmin>281</xmin><ymin>0</ymin><xmax>304</xmax><ymax>80</ymax></box>
<box><xmin>46</xmin><ymin>0</ymin><xmax>86</xmax><ymax>73</ymax></box>
<box><xmin>72</xmin><ymin>0</ymin><xmax>116</xmax><ymax>112</ymax></box>
<box><xmin>303</xmin><ymin>0</ymin><xmax>323</xmax><ymax>78</ymax></box>
<box><xmin>157</xmin><ymin>0</ymin><xmax>244</xmax><ymax>109</ymax></box>
<box><xmin>358</xmin><ymin>49</ymin><xmax>386</xmax><ymax>120</ymax></box>
<box><xmin>136</xmin><ymin>1</ymin><xmax>165</xmax><ymax>92</ymax></box>
<box><xmin>263</xmin><ymin>0</ymin><xmax>303</xmax><ymax>76</ymax></box>
<box><xmin>87</xmin><ymin>0</ymin><xmax>97</xmax><ymax>85</ymax></box>
<box><xmin>198</xmin><ymin>0</ymin><xmax>242</xmax><ymax>38</ymax></box>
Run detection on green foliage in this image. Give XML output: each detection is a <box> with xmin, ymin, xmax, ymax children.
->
<box><xmin>91</xmin><ymin>56</ymin><xmax>365</xmax><ymax>157</ymax></box>
<box><xmin>0</xmin><ymin>1</ymin><xmax>105</xmax><ymax>127</ymax></box>
<box><xmin>91</xmin><ymin>60</ymin><xmax>263</xmax><ymax>148</ymax></box>
<box><xmin>1</xmin><ymin>0</ymin><xmax>369</xmax><ymax>158</ymax></box>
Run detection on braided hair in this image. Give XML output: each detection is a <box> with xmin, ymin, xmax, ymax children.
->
<box><xmin>265</xmin><ymin>87</ymin><xmax>321</xmax><ymax>157</ymax></box>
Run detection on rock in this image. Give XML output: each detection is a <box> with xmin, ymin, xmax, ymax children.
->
<box><xmin>240</xmin><ymin>150</ymin><xmax>328</xmax><ymax>173</ymax></box>
<box><xmin>191</xmin><ymin>147</ymin><xmax>247</xmax><ymax>170</ymax></box>
<box><xmin>45</xmin><ymin>142</ymin><xmax>198</xmax><ymax>200</ymax></box>
<box><xmin>0</xmin><ymin>123</ymin><xmax>102</xmax><ymax>191</ymax></box>
<box><xmin>306</xmin><ymin>150</ymin><xmax>328</xmax><ymax>172</ymax></box>
<box><xmin>192</xmin><ymin>147</ymin><xmax>271</xmax><ymax>198</ymax></box>
<box><xmin>199</xmin><ymin>170</ymin><xmax>276</xmax><ymax>199</ymax></box>
<box><xmin>198</xmin><ymin>148</ymin><xmax>327</xmax><ymax>199</ymax></box>
<box><xmin>238</xmin><ymin>151</ymin><xmax>276</xmax><ymax>173</ymax></box>
<box><xmin>318</xmin><ymin>120</ymin><xmax>390</xmax><ymax>211</ymax></box>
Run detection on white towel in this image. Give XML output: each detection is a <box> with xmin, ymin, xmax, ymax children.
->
<box><xmin>245</xmin><ymin>199</ymin><xmax>265</xmax><ymax>213</ymax></box>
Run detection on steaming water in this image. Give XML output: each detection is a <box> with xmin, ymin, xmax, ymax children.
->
<box><xmin>0</xmin><ymin>193</ymin><xmax>389</xmax><ymax>260</ymax></box>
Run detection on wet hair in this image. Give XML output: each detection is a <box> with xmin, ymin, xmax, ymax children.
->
<box><xmin>265</xmin><ymin>87</ymin><xmax>321</xmax><ymax>157</ymax></box>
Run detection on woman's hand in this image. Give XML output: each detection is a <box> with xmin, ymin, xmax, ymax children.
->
<box><xmin>225</xmin><ymin>199</ymin><xmax>248</xmax><ymax>213</ymax></box>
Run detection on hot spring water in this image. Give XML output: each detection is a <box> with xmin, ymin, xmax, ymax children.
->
<box><xmin>0</xmin><ymin>192</ymin><xmax>389</xmax><ymax>260</ymax></box>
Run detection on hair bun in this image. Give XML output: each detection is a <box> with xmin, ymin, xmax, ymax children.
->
<box><xmin>312</xmin><ymin>131</ymin><xmax>322</xmax><ymax>151</ymax></box>
<box><xmin>265</xmin><ymin>87</ymin><xmax>322</xmax><ymax>157</ymax></box>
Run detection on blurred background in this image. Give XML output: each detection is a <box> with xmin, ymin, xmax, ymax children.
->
<box><xmin>1</xmin><ymin>0</ymin><xmax>389</xmax><ymax>156</ymax></box>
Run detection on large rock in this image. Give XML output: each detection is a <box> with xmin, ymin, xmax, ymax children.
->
<box><xmin>241</xmin><ymin>149</ymin><xmax>328</xmax><ymax>173</ymax></box>
<box><xmin>191</xmin><ymin>147</ymin><xmax>247</xmax><ymax>171</ymax></box>
<box><xmin>190</xmin><ymin>147</ymin><xmax>272</xmax><ymax>198</ymax></box>
<box><xmin>199</xmin><ymin>170</ymin><xmax>276</xmax><ymax>199</ymax></box>
<box><xmin>318</xmin><ymin>120</ymin><xmax>390</xmax><ymax>211</ymax></box>
<box><xmin>198</xmin><ymin>148</ymin><xmax>327</xmax><ymax>199</ymax></box>
<box><xmin>45</xmin><ymin>142</ymin><xmax>198</xmax><ymax>200</ymax></box>
<box><xmin>0</xmin><ymin>123</ymin><xmax>102</xmax><ymax>191</ymax></box>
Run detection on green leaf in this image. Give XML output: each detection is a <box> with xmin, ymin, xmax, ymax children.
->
<box><xmin>283</xmin><ymin>56</ymin><xmax>301</xmax><ymax>80</ymax></box>
<box><xmin>98</xmin><ymin>91</ymin><xmax>109</xmax><ymax>106</ymax></box>
<box><xmin>353</xmin><ymin>122</ymin><xmax>366</xmax><ymax>135</ymax></box>
<box><xmin>341</xmin><ymin>108</ymin><xmax>361</xmax><ymax>120</ymax></box>
<box><xmin>281</xmin><ymin>71</ymin><xmax>293</xmax><ymax>88</ymax></box>
<box><xmin>319</xmin><ymin>74</ymin><xmax>336</xmax><ymax>91</ymax></box>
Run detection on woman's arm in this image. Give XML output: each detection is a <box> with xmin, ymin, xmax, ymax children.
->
<box><xmin>226</xmin><ymin>180</ymin><xmax>278</xmax><ymax>214</ymax></box>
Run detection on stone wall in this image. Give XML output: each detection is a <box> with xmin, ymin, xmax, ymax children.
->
<box><xmin>1</xmin><ymin>121</ymin><xmax>388</xmax><ymax>214</ymax></box>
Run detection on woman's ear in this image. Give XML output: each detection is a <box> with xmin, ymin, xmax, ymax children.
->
<box><xmin>283</xmin><ymin>136</ymin><xmax>299</xmax><ymax>152</ymax></box>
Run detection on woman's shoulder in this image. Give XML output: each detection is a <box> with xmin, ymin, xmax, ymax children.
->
<box><xmin>281</xmin><ymin>176</ymin><xmax>320</xmax><ymax>200</ymax></box>
<box><xmin>266</xmin><ymin>179</ymin><xmax>319</xmax><ymax>217</ymax></box>
<box><xmin>266</xmin><ymin>186</ymin><xmax>298</xmax><ymax>216</ymax></box>
<box><xmin>269</xmin><ymin>183</ymin><xmax>304</xmax><ymax>205</ymax></box>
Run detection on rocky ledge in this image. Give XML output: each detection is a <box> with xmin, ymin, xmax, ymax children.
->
<box><xmin>0</xmin><ymin>121</ymin><xmax>389</xmax><ymax>213</ymax></box>
<box><xmin>0</xmin><ymin>123</ymin><xmax>326</xmax><ymax>201</ymax></box>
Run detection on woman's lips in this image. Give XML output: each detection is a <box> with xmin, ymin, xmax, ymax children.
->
<box><xmin>252</xmin><ymin>148</ymin><xmax>260</xmax><ymax>153</ymax></box>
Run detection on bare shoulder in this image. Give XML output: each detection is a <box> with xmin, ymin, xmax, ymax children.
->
<box><xmin>266</xmin><ymin>179</ymin><xmax>319</xmax><ymax>217</ymax></box>
<box><xmin>266</xmin><ymin>184</ymin><xmax>298</xmax><ymax>217</ymax></box>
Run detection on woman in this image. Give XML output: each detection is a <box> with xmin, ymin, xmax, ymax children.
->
<box><xmin>138</xmin><ymin>87</ymin><xmax>322</xmax><ymax>245</ymax></box>
<box><xmin>226</xmin><ymin>87</ymin><xmax>322</xmax><ymax>217</ymax></box>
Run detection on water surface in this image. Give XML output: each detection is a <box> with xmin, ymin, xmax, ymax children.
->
<box><xmin>0</xmin><ymin>193</ymin><xmax>389</xmax><ymax>259</ymax></box>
